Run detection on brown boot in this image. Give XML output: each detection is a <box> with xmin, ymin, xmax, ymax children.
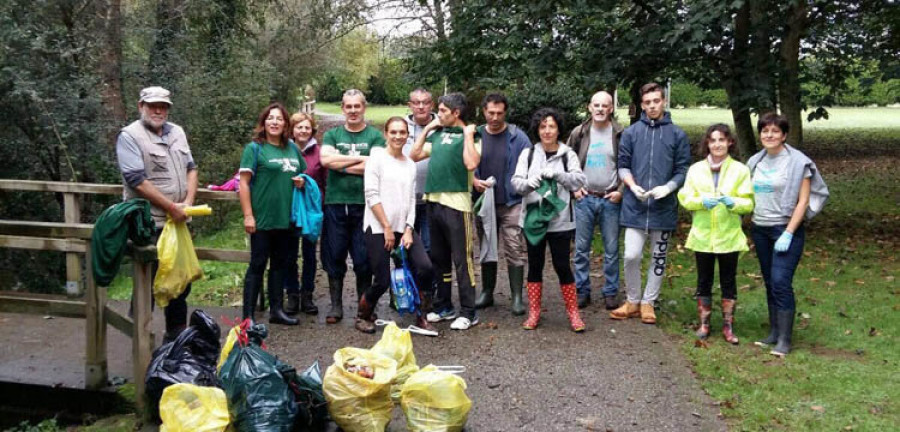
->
<box><xmin>640</xmin><ymin>303</ymin><xmax>657</xmax><ymax>324</ymax></box>
<box><xmin>354</xmin><ymin>297</ymin><xmax>375</xmax><ymax>334</ymax></box>
<box><xmin>560</xmin><ymin>283</ymin><xmax>585</xmax><ymax>332</ymax></box>
<box><xmin>522</xmin><ymin>282</ymin><xmax>542</xmax><ymax>330</ymax></box>
<box><xmin>609</xmin><ymin>301</ymin><xmax>640</xmax><ymax>320</ymax></box>
<box><xmin>696</xmin><ymin>296</ymin><xmax>712</xmax><ymax>339</ymax></box>
<box><xmin>722</xmin><ymin>299</ymin><xmax>739</xmax><ymax>344</ymax></box>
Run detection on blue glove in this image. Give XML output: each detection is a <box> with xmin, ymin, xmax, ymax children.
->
<box><xmin>702</xmin><ymin>197</ymin><xmax>719</xmax><ymax>210</ymax></box>
<box><xmin>719</xmin><ymin>195</ymin><xmax>735</xmax><ymax>208</ymax></box>
<box><xmin>774</xmin><ymin>231</ymin><xmax>793</xmax><ymax>253</ymax></box>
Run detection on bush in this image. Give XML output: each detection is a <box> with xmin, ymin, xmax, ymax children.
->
<box><xmin>505</xmin><ymin>77</ymin><xmax>587</xmax><ymax>141</ymax></box>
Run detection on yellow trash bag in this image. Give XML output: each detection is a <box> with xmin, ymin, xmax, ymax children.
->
<box><xmin>371</xmin><ymin>322</ymin><xmax>418</xmax><ymax>402</ymax></box>
<box><xmin>400</xmin><ymin>365</ymin><xmax>472</xmax><ymax>432</ymax></box>
<box><xmin>159</xmin><ymin>383</ymin><xmax>229</xmax><ymax>432</ymax></box>
<box><xmin>323</xmin><ymin>347</ymin><xmax>398</xmax><ymax>432</ymax></box>
<box><xmin>154</xmin><ymin>219</ymin><xmax>203</xmax><ymax>307</ymax></box>
<box><xmin>217</xmin><ymin>324</ymin><xmax>241</xmax><ymax>372</ymax></box>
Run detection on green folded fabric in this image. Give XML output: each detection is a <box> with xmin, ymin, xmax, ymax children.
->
<box><xmin>523</xmin><ymin>179</ymin><xmax>566</xmax><ymax>245</ymax></box>
<box><xmin>91</xmin><ymin>199</ymin><xmax>154</xmax><ymax>286</ymax></box>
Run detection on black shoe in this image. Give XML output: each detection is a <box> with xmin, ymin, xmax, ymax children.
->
<box><xmin>284</xmin><ymin>294</ymin><xmax>300</xmax><ymax>315</ymax></box>
<box><xmin>269</xmin><ymin>309</ymin><xmax>299</xmax><ymax>326</ymax></box>
<box><xmin>604</xmin><ymin>296</ymin><xmax>619</xmax><ymax>310</ymax></box>
<box><xmin>300</xmin><ymin>292</ymin><xmax>319</xmax><ymax>315</ymax></box>
<box><xmin>577</xmin><ymin>294</ymin><xmax>591</xmax><ymax>309</ymax></box>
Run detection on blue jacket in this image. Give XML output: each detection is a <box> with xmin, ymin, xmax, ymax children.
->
<box><xmin>475</xmin><ymin>124</ymin><xmax>531</xmax><ymax>206</ymax></box>
<box><xmin>290</xmin><ymin>174</ymin><xmax>323</xmax><ymax>241</ymax></box>
<box><xmin>618</xmin><ymin>112</ymin><xmax>691</xmax><ymax>231</ymax></box>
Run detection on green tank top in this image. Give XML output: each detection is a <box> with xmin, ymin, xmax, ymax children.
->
<box><xmin>425</xmin><ymin>126</ymin><xmax>472</xmax><ymax>193</ymax></box>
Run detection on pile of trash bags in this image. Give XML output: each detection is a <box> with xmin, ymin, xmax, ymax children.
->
<box><xmin>323</xmin><ymin>322</ymin><xmax>472</xmax><ymax>432</ymax></box>
<box><xmin>147</xmin><ymin>315</ymin><xmax>470</xmax><ymax>432</ymax></box>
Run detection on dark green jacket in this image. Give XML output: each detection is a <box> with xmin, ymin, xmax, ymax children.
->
<box><xmin>523</xmin><ymin>179</ymin><xmax>567</xmax><ymax>245</ymax></box>
<box><xmin>91</xmin><ymin>199</ymin><xmax>154</xmax><ymax>286</ymax></box>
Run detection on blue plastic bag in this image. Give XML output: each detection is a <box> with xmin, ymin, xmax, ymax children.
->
<box><xmin>391</xmin><ymin>246</ymin><xmax>420</xmax><ymax>315</ymax></box>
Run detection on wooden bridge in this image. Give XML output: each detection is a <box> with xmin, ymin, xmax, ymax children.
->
<box><xmin>0</xmin><ymin>179</ymin><xmax>247</xmax><ymax>414</ymax></box>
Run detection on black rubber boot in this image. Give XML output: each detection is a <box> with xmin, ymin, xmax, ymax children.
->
<box><xmin>242</xmin><ymin>274</ymin><xmax>260</xmax><ymax>322</ymax></box>
<box><xmin>256</xmin><ymin>286</ymin><xmax>266</xmax><ymax>312</ymax></box>
<box><xmin>508</xmin><ymin>265</ymin><xmax>525</xmax><ymax>316</ymax></box>
<box><xmin>326</xmin><ymin>277</ymin><xmax>344</xmax><ymax>324</ymax></box>
<box><xmin>771</xmin><ymin>310</ymin><xmax>795</xmax><ymax>357</ymax></box>
<box><xmin>755</xmin><ymin>303</ymin><xmax>778</xmax><ymax>346</ymax></box>
<box><xmin>284</xmin><ymin>294</ymin><xmax>300</xmax><ymax>315</ymax></box>
<box><xmin>475</xmin><ymin>262</ymin><xmax>498</xmax><ymax>309</ymax></box>
<box><xmin>300</xmin><ymin>291</ymin><xmax>319</xmax><ymax>315</ymax></box>
<box><xmin>268</xmin><ymin>281</ymin><xmax>298</xmax><ymax>325</ymax></box>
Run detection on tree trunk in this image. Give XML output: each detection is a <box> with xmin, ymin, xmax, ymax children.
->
<box><xmin>722</xmin><ymin>1</ymin><xmax>757</xmax><ymax>158</ymax></box>
<box><xmin>99</xmin><ymin>0</ymin><xmax>126</xmax><ymax>151</ymax></box>
<box><xmin>778</xmin><ymin>0</ymin><xmax>808</xmax><ymax>148</ymax></box>
<box><xmin>148</xmin><ymin>0</ymin><xmax>185</xmax><ymax>90</ymax></box>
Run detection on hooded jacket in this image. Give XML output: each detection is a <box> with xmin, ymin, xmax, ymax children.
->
<box><xmin>618</xmin><ymin>111</ymin><xmax>691</xmax><ymax>231</ymax></box>
<box><xmin>475</xmin><ymin>123</ymin><xmax>531</xmax><ymax>206</ymax></box>
<box><xmin>678</xmin><ymin>157</ymin><xmax>754</xmax><ymax>253</ymax></box>
<box><xmin>511</xmin><ymin>142</ymin><xmax>586</xmax><ymax>234</ymax></box>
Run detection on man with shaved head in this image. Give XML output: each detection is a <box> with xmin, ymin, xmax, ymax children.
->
<box><xmin>567</xmin><ymin>91</ymin><xmax>625</xmax><ymax>310</ymax></box>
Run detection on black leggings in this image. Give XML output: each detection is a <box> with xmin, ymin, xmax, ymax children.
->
<box><xmin>527</xmin><ymin>230</ymin><xmax>575</xmax><ymax>284</ymax></box>
<box><xmin>695</xmin><ymin>251</ymin><xmax>739</xmax><ymax>300</ymax></box>
<box><xmin>364</xmin><ymin>229</ymin><xmax>434</xmax><ymax>306</ymax></box>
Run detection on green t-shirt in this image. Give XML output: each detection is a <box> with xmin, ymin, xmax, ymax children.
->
<box><xmin>239</xmin><ymin>141</ymin><xmax>306</xmax><ymax>231</ymax></box>
<box><xmin>322</xmin><ymin>125</ymin><xmax>386</xmax><ymax>205</ymax></box>
<box><xmin>425</xmin><ymin>126</ymin><xmax>476</xmax><ymax>193</ymax></box>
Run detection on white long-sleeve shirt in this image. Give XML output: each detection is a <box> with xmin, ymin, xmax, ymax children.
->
<box><xmin>363</xmin><ymin>147</ymin><xmax>417</xmax><ymax>234</ymax></box>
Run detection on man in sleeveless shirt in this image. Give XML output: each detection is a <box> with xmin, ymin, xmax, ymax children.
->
<box><xmin>410</xmin><ymin>93</ymin><xmax>482</xmax><ymax>331</ymax></box>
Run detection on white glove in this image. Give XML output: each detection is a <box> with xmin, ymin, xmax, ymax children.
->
<box><xmin>527</xmin><ymin>176</ymin><xmax>542</xmax><ymax>189</ymax></box>
<box><xmin>649</xmin><ymin>184</ymin><xmax>674</xmax><ymax>200</ymax></box>
<box><xmin>630</xmin><ymin>184</ymin><xmax>649</xmax><ymax>201</ymax></box>
<box><xmin>540</xmin><ymin>167</ymin><xmax>556</xmax><ymax>180</ymax></box>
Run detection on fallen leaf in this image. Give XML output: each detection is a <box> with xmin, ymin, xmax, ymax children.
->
<box><xmin>694</xmin><ymin>339</ymin><xmax>709</xmax><ymax>349</ymax></box>
<box><xmin>844</xmin><ymin>329</ymin><xmax>852</xmax><ymax>335</ymax></box>
<box><xmin>801</xmin><ymin>313</ymin><xmax>812</xmax><ymax>319</ymax></box>
<box><xmin>809</xmin><ymin>277</ymin><xmax>820</xmax><ymax>282</ymax></box>
<box><xmin>885</xmin><ymin>276</ymin><xmax>895</xmax><ymax>282</ymax></box>
<box><xmin>811</xmin><ymin>405</ymin><xmax>825</xmax><ymax>412</ymax></box>
<box><xmin>826</xmin><ymin>281</ymin><xmax>837</xmax><ymax>287</ymax></box>
<box><xmin>486</xmin><ymin>322</ymin><xmax>498</xmax><ymax>329</ymax></box>
<box><xmin>868</xmin><ymin>327</ymin><xmax>879</xmax><ymax>337</ymax></box>
<box><xmin>854</xmin><ymin>279</ymin><xmax>865</xmax><ymax>285</ymax></box>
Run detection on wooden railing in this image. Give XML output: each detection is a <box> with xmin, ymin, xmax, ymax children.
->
<box><xmin>0</xmin><ymin>179</ymin><xmax>246</xmax><ymax>413</ymax></box>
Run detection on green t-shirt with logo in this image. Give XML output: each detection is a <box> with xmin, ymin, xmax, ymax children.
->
<box><xmin>322</xmin><ymin>125</ymin><xmax>386</xmax><ymax>205</ymax></box>
<box><xmin>239</xmin><ymin>141</ymin><xmax>306</xmax><ymax>231</ymax></box>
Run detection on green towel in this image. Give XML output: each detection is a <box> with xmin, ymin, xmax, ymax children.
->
<box><xmin>523</xmin><ymin>179</ymin><xmax>566</xmax><ymax>245</ymax></box>
<box><xmin>91</xmin><ymin>199</ymin><xmax>154</xmax><ymax>286</ymax></box>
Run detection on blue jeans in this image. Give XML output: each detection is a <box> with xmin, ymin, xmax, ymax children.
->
<box><xmin>321</xmin><ymin>204</ymin><xmax>370</xmax><ymax>280</ymax></box>
<box><xmin>574</xmin><ymin>196</ymin><xmax>621</xmax><ymax>298</ymax></box>
<box><xmin>751</xmin><ymin>224</ymin><xmax>806</xmax><ymax>311</ymax></box>
<box><xmin>285</xmin><ymin>234</ymin><xmax>317</xmax><ymax>296</ymax></box>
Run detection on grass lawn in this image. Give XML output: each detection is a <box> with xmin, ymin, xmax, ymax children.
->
<box><xmin>592</xmin><ymin>157</ymin><xmax>900</xmax><ymax>430</ymax></box>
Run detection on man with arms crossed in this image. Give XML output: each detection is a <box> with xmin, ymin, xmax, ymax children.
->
<box><xmin>611</xmin><ymin>82</ymin><xmax>690</xmax><ymax>324</ymax></box>
<box><xmin>410</xmin><ymin>93</ymin><xmax>482</xmax><ymax>330</ymax></box>
<box><xmin>568</xmin><ymin>91</ymin><xmax>625</xmax><ymax>310</ymax></box>
<box><xmin>319</xmin><ymin>89</ymin><xmax>386</xmax><ymax>323</ymax></box>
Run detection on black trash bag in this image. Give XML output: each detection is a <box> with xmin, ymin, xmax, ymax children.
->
<box><xmin>144</xmin><ymin>309</ymin><xmax>222</xmax><ymax>421</ymax></box>
<box><xmin>282</xmin><ymin>361</ymin><xmax>330</xmax><ymax>431</ymax></box>
<box><xmin>218</xmin><ymin>323</ymin><xmax>298</xmax><ymax>432</ymax></box>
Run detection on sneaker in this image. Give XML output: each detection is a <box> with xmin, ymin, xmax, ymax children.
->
<box><xmin>426</xmin><ymin>308</ymin><xmax>457</xmax><ymax>323</ymax></box>
<box><xmin>450</xmin><ymin>316</ymin><xmax>479</xmax><ymax>330</ymax></box>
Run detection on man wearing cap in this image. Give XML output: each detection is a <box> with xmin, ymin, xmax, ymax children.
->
<box><xmin>116</xmin><ymin>86</ymin><xmax>198</xmax><ymax>341</ymax></box>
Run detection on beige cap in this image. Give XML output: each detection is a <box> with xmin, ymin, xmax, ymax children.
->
<box><xmin>139</xmin><ymin>86</ymin><xmax>172</xmax><ymax>105</ymax></box>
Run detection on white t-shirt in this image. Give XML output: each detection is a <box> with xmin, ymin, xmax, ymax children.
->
<box><xmin>752</xmin><ymin>148</ymin><xmax>811</xmax><ymax>226</ymax></box>
<box><xmin>363</xmin><ymin>147</ymin><xmax>417</xmax><ymax>234</ymax></box>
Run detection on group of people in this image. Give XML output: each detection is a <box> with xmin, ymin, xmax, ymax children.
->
<box><xmin>116</xmin><ymin>82</ymin><xmax>827</xmax><ymax>357</ymax></box>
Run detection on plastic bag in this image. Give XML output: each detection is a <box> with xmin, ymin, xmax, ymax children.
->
<box><xmin>371</xmin><ymin>322</ymin><xmax>418</xmax><ymax>402</ymax></box>
<box><xmin>284</xmin><ymin>361</ymin><xmax>330</xmax><ymax>431</ymax></box>
<box><xmin>218</xmin><ymin>323</ymin><xmax>297</xmax><ymax>432</ymax></box>
<box><xmin>323</xmin><ymin>347</ymin><xmax>397</xmax><ymax>432</ymax></box>
<box><xmin>217</xmin><ymin>319</ymin><xmax>252</xmax><ymax>372</ymax></box>
<box><xmin>390</xmin><ymin>246</ymin><xmax>420</xmax><ymax>315</ymax></box>
<box><xmin>400</xmin><ymin>365</ymin><xmax>472</xmax><ymax>432</ymax></box>
<box><xmin>154</xmin><ymin>219</ymin><xmax>202</xmax><ymax>307</ymax></box>
<box><xmin>145</xmin><ymin>310</ymin><xmax>221</xmax><ymax>421</ymax></box>
<box><xmin>159</xmin><ymin>383</ymin><xmax>229</xmax><ymax>432</ymax></box>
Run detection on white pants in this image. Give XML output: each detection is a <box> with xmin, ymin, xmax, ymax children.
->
<box><xmin>623</xmin><ymin>228</ymin><xmax>671</xmax><ymax>306</ymax></box>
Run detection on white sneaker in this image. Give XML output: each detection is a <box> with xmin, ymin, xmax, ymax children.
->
<box><xmin>426</xmin><ymin>308</ymin><xmax>457</xmax><ymax>323</ymax></box>
<box><xmin>450</xmin><ymin>316</ymin><xmax>479</xmax><ymax>330</ymax></box>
